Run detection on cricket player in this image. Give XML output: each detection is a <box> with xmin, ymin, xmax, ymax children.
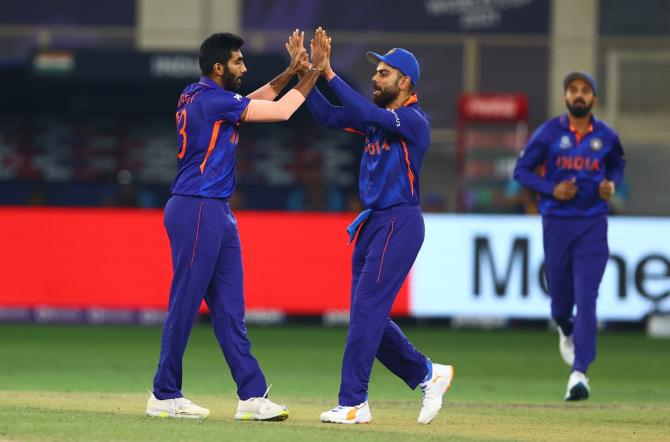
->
<box><xmin>303</xmin><ymin>29</ymin><xmax>454</xmax><ymax>424</ymax></box>
<box><xmin>146</xmin><ymin>30</ymin><xmax>327</xmax><ymax>420</ymax></box>
<box><xmin>513</xmin><ymin>72</ymin><xmax>625</xmax><ymax>401</ymax></box>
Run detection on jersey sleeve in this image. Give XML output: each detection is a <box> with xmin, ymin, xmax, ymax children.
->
<box><xmin>305</xmin><ymin>85</ymin><xmax>364</xmax><ymax>133</ymax></box>
<box><xmin>202</xmin><ymin>91</ymin><xmax>251</xmax><ymax>124</ymax></box>
<box><xmin>327</xmin><ymin>76</ymin><xmax>421</xmax><ymax>141</ymax></box>
<box><xmin>513</xmin><ymin>125</ymin><xmax>555</xmax><ymax>196</ymax></box>
<box><xmin>605</xmin><ymin>134</ymin><xmax>625</xmax><ymax>184</ymax></box>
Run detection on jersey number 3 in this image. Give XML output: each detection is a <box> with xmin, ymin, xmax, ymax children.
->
<box><xmin>176</xmin><ymin>109</ymin><xmax>188</xmax><ymax>159</ymax></box>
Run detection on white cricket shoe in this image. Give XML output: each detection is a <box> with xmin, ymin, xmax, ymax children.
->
<box><xmin>558</xmin><ymin>327</ymin><xmax>575</xmax><ymax>366</ymax></box>
<box><xmin>418</xmin><ymin>363</ymin><xmax>455</xmax><ymax>424</ymax></box>
<box><xmin>564</xmin><ymin>371</ymin><xmax>590</xmax><ymax>401</ymax></box>
<box><xmin>235</xmin><ymin>397</ymin><xmax>289</xmax><ymax>421</ymax></box>
<box><xmin>146</xmin><ymin>393</ymin><xmax>210</xmax><ymax>419</ymax></box>
<box><xmin>320</xmin><ymin>401</ymin><xmax>372</xmax><ymax>424</ymax></box>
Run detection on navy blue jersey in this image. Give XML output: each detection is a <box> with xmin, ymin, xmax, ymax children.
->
<box><xmin>306</xmin><ymin>76</ymin><xmax>430</xmax><ymax>210</ymax></box>
<box><xmin>170</xmin><ymin>76</ymin><xmax>250</xmax><ymax>199</ymax></box>
<box><xmin>513</xmin><ymin>114</ymin><xmax>625</xmax><ymax>217</ymax></box>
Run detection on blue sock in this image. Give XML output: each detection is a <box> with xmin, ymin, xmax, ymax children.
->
<box><xmin>422</xmin><ymin>359</ymin><xmax>433</xmax><ymax>382</ymax></box>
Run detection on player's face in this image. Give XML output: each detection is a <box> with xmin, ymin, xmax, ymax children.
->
<box><xmin>372</xmin><ymin>62</ymin><xmax>404</xmax><ymax>108</ymax></box>
<box><xmin>564</xmin><ymin>79</ymin><xmax>596</xmax><ymax>118</ymax></box>
<box><xmin>224</xmin><ymin>50</ymin><xmax>247</xmax><ymax>92</ymax></box>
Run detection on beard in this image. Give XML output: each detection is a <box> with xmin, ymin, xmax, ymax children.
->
<box><xmin>223</xmin><ymin>69</ymin><xmax>242</xmax><ymax>92</ymax></box>
<box><xmin>566</xmin><ymin>98</ymin><xmax>593</xmax><ymax>118</ymax></box>
<box><xmin>373</xmin><ymin>85</ymin><xmax>400</xmax><ymax>108</ymax></box>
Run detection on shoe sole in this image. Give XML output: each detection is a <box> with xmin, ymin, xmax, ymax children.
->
<box><xmin>565</xmin><ymin>383</ymin><xmax>589</xmax><ymax>401</ymax></box>
<box><xmin>146</xmin><ymin>410</ymin><xmax>209</xmax><ymax>419</ymax></box>
<box><xmin>234</xmin><ymin>410</ymin><xmax>289</xmax><ymax>421</ymax></box>
<box><xmin>320</xmin><ymin>417</ymin><xmax>372</xmax><ymax>424</ymax></box>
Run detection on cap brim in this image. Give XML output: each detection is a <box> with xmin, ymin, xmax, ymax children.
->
<box><xmin>563</xmin><ymin>72</ymin><xmax>596</xmax><ymax>94</ymax></box>
<box><xmin>564</xmin><ymin>73</ymin><xmax>589</xmax><ymax>85</ymax></box>
<box><xmin>366</xmin><ymin>51</ymin><xmax>383</xmax><ymax>65</ymax></box>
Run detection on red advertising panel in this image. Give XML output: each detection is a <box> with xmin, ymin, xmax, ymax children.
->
<box><xmin>0</xmin><ymin>209</ymin><xmax>409</xmax><ymax>316</ymax></box>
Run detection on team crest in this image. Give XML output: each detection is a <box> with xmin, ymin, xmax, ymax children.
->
<box><xmin>590</xmin><ymin>138</ymin><xmax>603</xmax><ymax>151</ymax></box>
<box><xmin>559</xmin><ymin>135</ymin><xmax>572</xmax><ymax>149</ymax></box>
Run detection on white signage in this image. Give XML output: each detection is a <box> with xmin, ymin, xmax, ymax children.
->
<box><xmin>411</xmin><ymin>215</ymin><xmax>670</xmax><ymax>320</ymax></box>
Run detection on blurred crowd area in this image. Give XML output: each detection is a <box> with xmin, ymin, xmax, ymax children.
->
<box><xmin>1</xmin><ymin>0</ymin><xmax>668</xmax><ymax>214</ymax></box>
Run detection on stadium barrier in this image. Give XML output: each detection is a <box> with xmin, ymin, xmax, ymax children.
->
<box><xmin>0</xmin><ymin>209</ymin><xmax>667</xmax><ymax>324</ymax></box>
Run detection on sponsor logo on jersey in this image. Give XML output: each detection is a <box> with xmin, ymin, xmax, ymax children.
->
<box><xmin>233</xmin><ymin>93</ymin><xmax>243</xmax><ymax>101</ymax></box>
<box><xmin>590</xmin><ymin>138</ymin><xmax>603</xmax><ymax>151</ymax></box>
<box><xmin>559</xmin><ymin>135</ymin><xmax>572</xmax><ymax>149</ymax></box>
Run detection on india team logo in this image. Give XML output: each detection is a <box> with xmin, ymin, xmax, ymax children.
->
<box><xmin>590</xmin><ymin>138</ymin><xmax>603</xmax><ymax>151</ymax></box>
<box><xmin>559</xmin><ymin>135</ymin><xmax>572</xmax><ymax>149</ymax></box>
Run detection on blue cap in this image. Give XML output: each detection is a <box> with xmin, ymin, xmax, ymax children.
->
<box><xmin>366</xmin><ymin>48</ymin><xmax>420</xmax><ymax>85</ymax></box>
<box><xmin>563</xmin><ymin>71</ymin><xmax>597</xmax><ymax>96</ymax></box>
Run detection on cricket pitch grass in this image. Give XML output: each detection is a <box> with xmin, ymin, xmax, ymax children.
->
<box><xmin>0</xmin><ymin>324</ymin><xmax>668</xmax><ymax>441</ymax></box>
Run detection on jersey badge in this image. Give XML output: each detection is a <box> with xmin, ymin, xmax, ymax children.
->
<box><xmin>590</xmin><ymin>138</ymin><xmax>603</xmax><ymax>151</ymax></box>
<box><xmin>559</xmin><ymin>135</ymin><xmax>572</xmax><ymax>149</ymax></box>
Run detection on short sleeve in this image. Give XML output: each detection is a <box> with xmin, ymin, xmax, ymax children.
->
<box><xmin>202</xmin><ymin>91</ymin><xmax>251</xmax><ymax>124</ymax></box>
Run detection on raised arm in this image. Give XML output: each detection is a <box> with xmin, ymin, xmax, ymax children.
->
<box><xmin>240</xmin><ymin>28</ymin><xmax>329</xmax><ymax>123</ymax></box>
<box><xmin>246</xmin><ymin>29</ymin><xmax>309</xmax><ymax>101</ymax></box>
<box><xmin>314</xmin><ymin>28</ymin><xmax>416</xmax><ymax>140</ymax></box>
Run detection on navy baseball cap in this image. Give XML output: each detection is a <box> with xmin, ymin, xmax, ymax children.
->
<box><xmin>366</xmin><ymin>48</ymin><xmax>420</xmax><ymax>85</ymax></box>
<box><xmin>563</xmin><ymin>71</ymin><xmax>597</xmax><ymax>96</ymax></box>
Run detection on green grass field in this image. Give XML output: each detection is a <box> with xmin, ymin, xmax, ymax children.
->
<box><xmin>0</xmin><ymin>324</ymin><xmax>669</xmax><ymax>441</ymax></box>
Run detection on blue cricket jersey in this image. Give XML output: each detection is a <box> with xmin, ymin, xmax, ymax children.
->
<box><xmin>513</xmin><ymin>114</ymin><xmax>625</xmax><ymax>217</ymax></box>
<box><xmin>170</xmin><ymin>76</ymin><xmax>250</xmax><ymax>199</ymax></box>
<box><xmin>306</xmin><ymin>76</ymin><xmax>430</xmax><ymax>210</ymax></box>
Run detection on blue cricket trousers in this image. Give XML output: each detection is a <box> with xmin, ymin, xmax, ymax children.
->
<box><xmin>543</xmin><ymin>215</ymin><xmax>609</xmax><ymax>374</ymax></box>
<box><xmin>152</xmin><ymin>195</ymin><xmax>267</xmax><ymax>400</ymax></box>
<box><xmin>339</xmin><ymin>204</ymin><xmax>429</xmax><ymax>406</ymax></box>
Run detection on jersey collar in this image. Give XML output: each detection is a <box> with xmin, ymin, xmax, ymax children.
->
<box><xmin>403</xmin><ymin>93</ymin><xmax>418</xmax><ymax>107</ymax></box>
<box><xmin>199</xmin><ymin>76</ymin><xmax>222</xmax><ymax>89</ymax></box>
<box><xmin>560</xmin><ymin>112</ymin><xmax>598</xmax><ymax>130</ymax></box>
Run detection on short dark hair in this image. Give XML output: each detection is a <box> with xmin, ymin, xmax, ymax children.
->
<box><xmin>199</xmin><ymin>33</ymin><xmax>244</xmax><ymax>75</ymax></box>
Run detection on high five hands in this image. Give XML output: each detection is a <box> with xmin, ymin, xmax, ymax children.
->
<box><xmin>286</xmin><ymin>29</ymin><xmax>310</xmax><ymax>75</ymax></box>
<box><xmin>310</xmin><ymin>27</ymin><xmax>332</xmax><ymax>75</ymax></box>
<box><xmin>285</xmin><ymin>27</ymin><xmax>333</xmax><ymax>78</ymax></box>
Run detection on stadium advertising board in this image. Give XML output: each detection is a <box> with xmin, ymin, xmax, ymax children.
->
<box><xmin>0</xmin><ymin>210</ymin><xmax>667</xmax><ymax>322</ymax></box>
<box><xmin>412</xmin><ymin>215</ymin><xmax>670</xmax><ymax>320</ymax></box>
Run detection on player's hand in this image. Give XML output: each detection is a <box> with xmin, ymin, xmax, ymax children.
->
<box><xmin>285</xmin><ymin>29</ymin><xmax>309</xmax><ymax>75</ymax></box>
<box><xmin>553</xmin><ymin>178</ymin><xmax>578</xmax><ymax>201</ymax></box>
<box><xmin>317</xmin><ymin>28</ymin><xmax>334</xmax><ymax>79</ymax></box>
<box><xmin>310</xmin><ymin>27</ymin><xmax>331</xmax><ymax>73</ymax></box>
<box><xmin>599</xmin><ymin>179</ymin><xmax>615</xmax><ymax>200</ymax></box>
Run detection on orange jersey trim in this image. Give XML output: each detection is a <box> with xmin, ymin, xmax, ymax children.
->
<box><xmin>569</xmin><ymin>123</ymin><xmax>593</xmax><ymax>144</ymax></box>
<box><xmin>199</xmin><ymin>120</ymin><xmax>224</xmax><ymax>174</ymax></box>
<box><xmin>344</xmin><ymin>127</ymin><xmax>365</xmax><ymax>136</ymax></box>
<box><xmin>401</xmin><ymin>140</ymin><xmax>415</xmax><ymax>196</ymax></box>
<box><xmin>403</xmin><ymin>93</ymin><xmax>418</xmax><ymax>107</ymax></box>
